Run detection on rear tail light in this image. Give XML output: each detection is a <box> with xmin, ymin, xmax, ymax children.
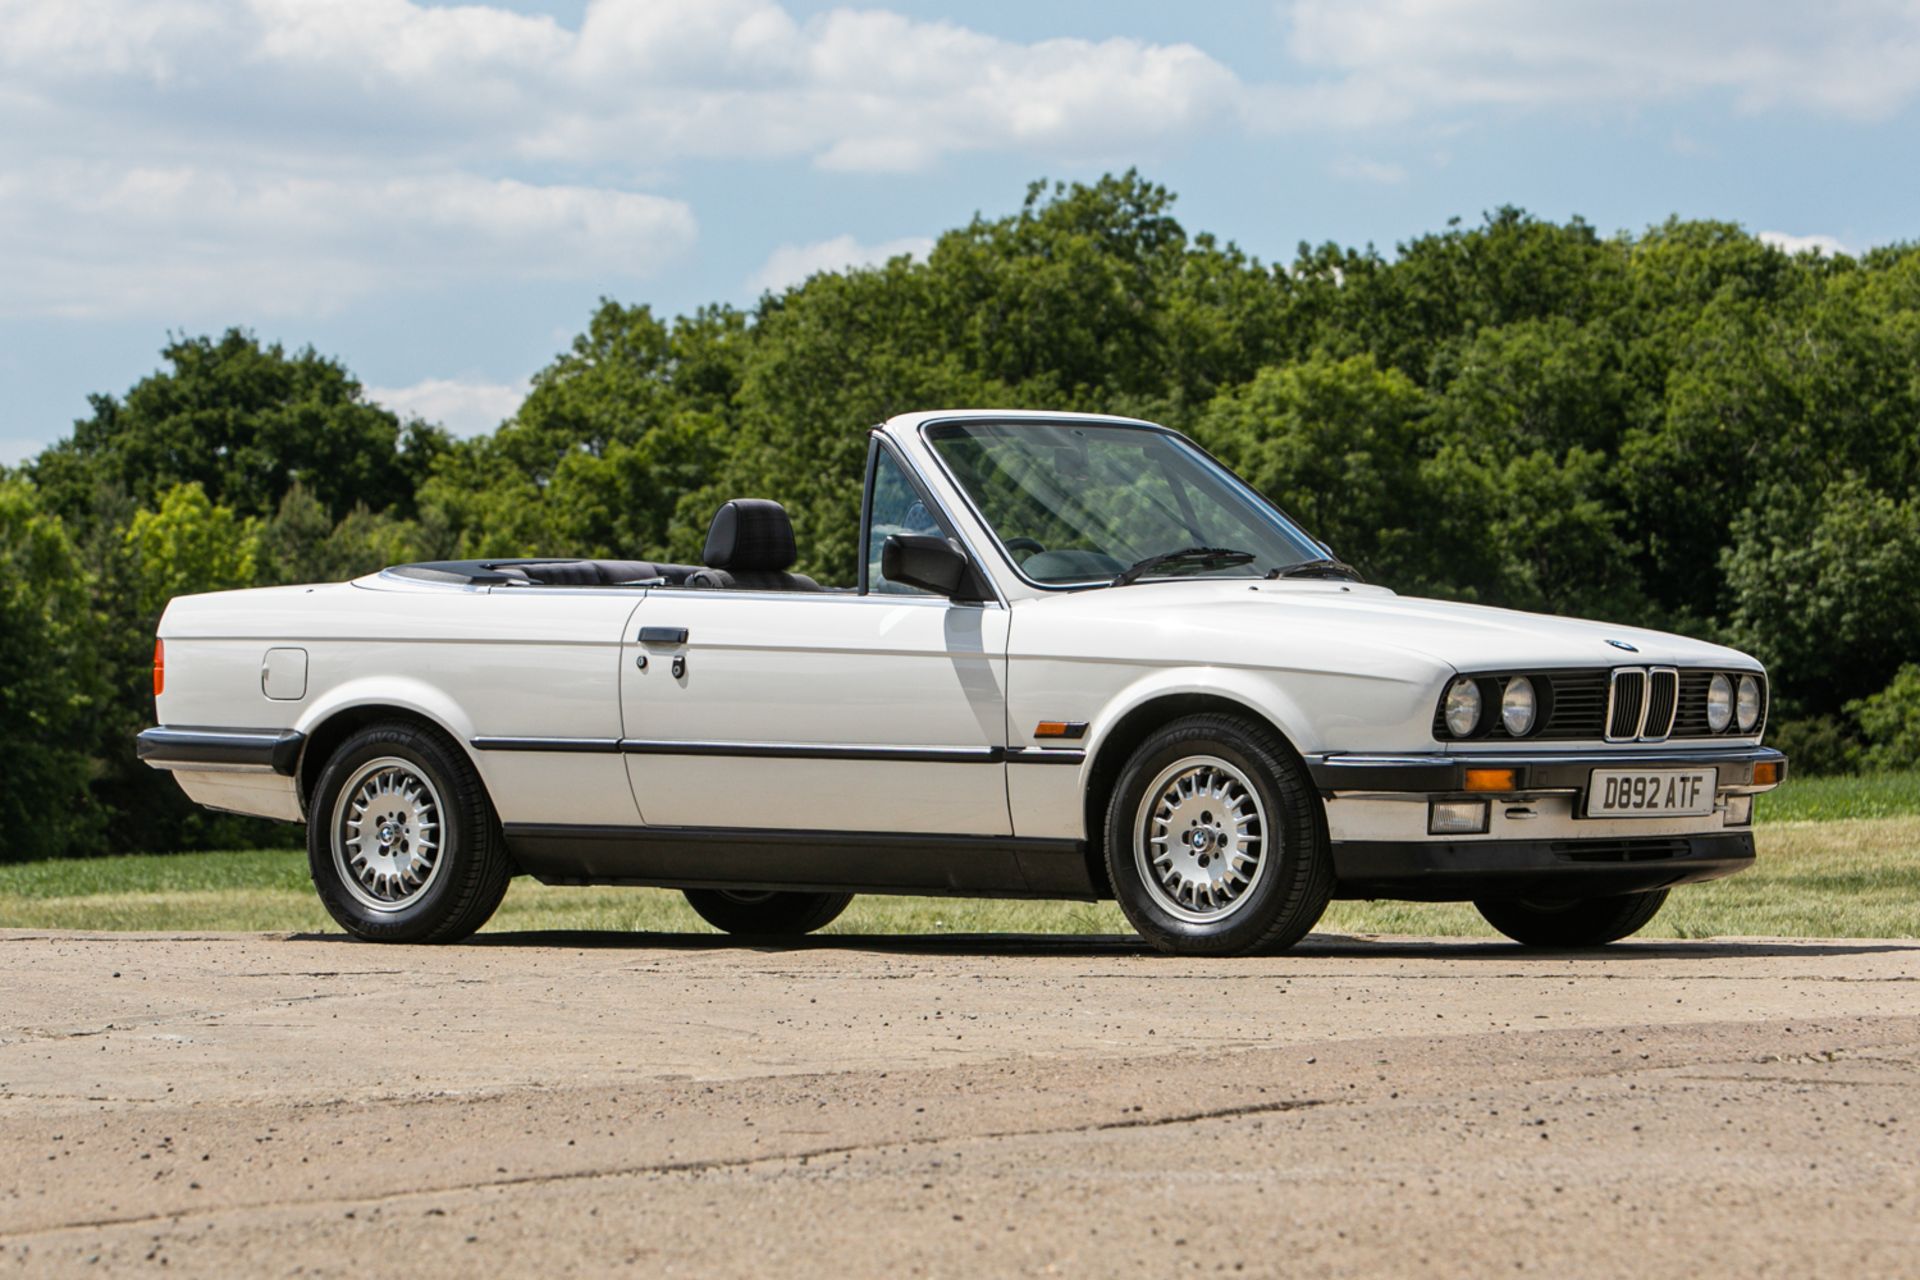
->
<box><xmin>153</xmin><ymin>638</ymin><xmax>165</xmax><ymax>698</ymax></box>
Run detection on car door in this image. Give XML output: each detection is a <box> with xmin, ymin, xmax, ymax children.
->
<box><xmin>618</xmin><ymin>445</ymin><xmax>1011</xmax><ymax>837</ymax></box>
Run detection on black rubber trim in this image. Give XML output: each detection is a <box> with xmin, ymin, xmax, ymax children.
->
<box><xmin>1332</xmin><ymin>831</ymin><xmax>1755</xmax><ymax>902</ymax></box>
<box><xmin>470</xmin><ymin>737</ymin><xmax>622</xmax><ymax>753</ymax></box>
<box><xmin>1309</xmin><ymin>747</ymin><xmax>1787</xmax><ymax>793</ymax></box>
<box><xmin>1006</xmin><ymin>748</ymin><xmax>1086</xmax><ymax>766</ymax></box>
<box><xmin>137</xmin><ymin>726</ymin><xmax>305</xmax><ymax>776</ymax></box>
<box><xmin>503</xmin><ymin>823</ymin><xmax>1094</xmax><ymax>898</ymax></box>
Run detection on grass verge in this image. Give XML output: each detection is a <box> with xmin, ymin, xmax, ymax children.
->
<box><xmin>3</xmin><ymin>810</ymin><xmax>1916</xmax><ymax>940</ymax></box>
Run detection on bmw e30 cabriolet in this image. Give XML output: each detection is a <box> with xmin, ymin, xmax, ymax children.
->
<box><xmin>139</xmin><ymin>410</ymin><xmax>1785</xmax><ymax>955</ymax></box>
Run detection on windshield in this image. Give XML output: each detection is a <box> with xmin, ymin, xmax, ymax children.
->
<box><xmin>925</xmin><ymin>420</ymin><xmax>1325</xmax><ymax>586</ymax></box>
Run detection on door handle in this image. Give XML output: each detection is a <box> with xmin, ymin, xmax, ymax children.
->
<box><xmin>638</xmin><ymin>626</ymin><xmax>689</xmax><ymax>645</ymax></box>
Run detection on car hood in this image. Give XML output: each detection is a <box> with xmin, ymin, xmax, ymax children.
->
<box><xmin>1016</xmin><ymin>579</ymin><xmax>1760</xmax><ymax>674</ymax></box>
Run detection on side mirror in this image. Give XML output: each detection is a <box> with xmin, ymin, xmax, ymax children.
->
<box><xmin>882</xmin><ymin>534</ymin><xmax>981</xmax><ymax>600</ymax></box>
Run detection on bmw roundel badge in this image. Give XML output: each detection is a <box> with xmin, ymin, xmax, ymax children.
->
<box><xmin>1606</xmin><ymin>638</ymin><xmax>1639</xmax><ymax>652</ymax></box>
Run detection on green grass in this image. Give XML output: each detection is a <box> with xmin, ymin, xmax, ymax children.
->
<box><xmin>3</xmin><ymin>798</ymin><xmax>1917</xmax><ymax>940</ymax></box>
<box><xmin>1753</xmin><ymin>770</ymin><xmax>1920</xmax><ymax>823</ymax></box>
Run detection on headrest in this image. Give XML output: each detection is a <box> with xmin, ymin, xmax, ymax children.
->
<box><xmin>704</xmin><ymin>499</ymin><xmax>797</xmax><ymax>572</ymax></box>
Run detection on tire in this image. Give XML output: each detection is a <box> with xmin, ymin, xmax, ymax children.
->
<box><xmin>1474</xmin><ymin>889</ymin><xmax>1669</xmax><ymax>948</ymax></box>
<box><xmin>1103</xmin><ymin>713</ymin><xmax>1333</xmax><ymax>956</ymax></box>
<box><xmin>682</xmin><ymin>889</ymin><xmax>854</xmax><ymax>936</ymax></box>
<box><xmin>307</xmin><ymin>720</ymin><xmax>513</xmax><ymax>943</ymax></box>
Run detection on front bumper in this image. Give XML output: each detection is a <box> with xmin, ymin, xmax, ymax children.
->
<box><xmin>1308</xmin><ymin>745</ymin><xmax>1783</xmax><ymax>902</ymax></box>
<box><xmin>1306</xmin><ymin>745</ymin><xmax>1786</xmax><ymax>793</ymax></box>
<box><xmin>1332</xmin><ymin>831</ymin><xmax>1754</xmax><ymax>901</ymax></box>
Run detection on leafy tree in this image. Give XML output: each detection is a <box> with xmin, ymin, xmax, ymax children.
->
<box><xmin>1193</xmin><ymin>353</ymin><xmax>1433</xmax><ymax>584</ymax></box>
<box><xmin>0</xmin><ymin>483</ymin><xmax>101</xmax><ymax>860</ymax></box>
<box><xmin>72</xmin><ymin>482</ymin><xmax>295</xmax><ymax>855</ymax></box>
<box><xmin>259</xmin><ymin>485</ymin><xmax>449</xmax><ymax>586</ymax></box>
<box><xmin>124</xmin><ymin>483</ymin><xmax>259</xmax><ymax>616</ymax></box>
<box><xmin>1848</xmin><ymin>665</ymin><xmax>1920</xmax><ymax>773</ymax></box>
<box><xmin>1721</xmin><ymin>478</ymin><xmax>1920</xmax><ymax>712</ymax></box>
<box><xmin>420</xmin><ymin>302</ymin><xmax>741</xmax><ymax>562</ymax></box>
<box><xmin>32</xmin><ymin>330</ymin><xmax>443</xmax><ymax>525</ymax></box>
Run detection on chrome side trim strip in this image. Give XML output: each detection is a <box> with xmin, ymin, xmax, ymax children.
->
<box><xmin>621</xmin><ymin>740</ymin><xmax>1002</xmax><ymax>764</ymax></box>
<box><xmin>471</xmin><ymin>737</ymin><xmax>1035</xmax><ymax>765</ymax></box>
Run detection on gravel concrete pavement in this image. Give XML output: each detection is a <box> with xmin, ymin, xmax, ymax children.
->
<box><xmin>1</xmin><ymin>928</ymin><xmax>1916</xmax><ymax>1276</ymax></box>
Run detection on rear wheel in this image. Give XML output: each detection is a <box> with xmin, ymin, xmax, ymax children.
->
<box><xmin>1104</xmin><ymin>713</ymin><xmax>1332</xmax><ymax>956</ymax></box>
<box><xmin>307</xmin><ymin>720</ymin><xmax>512</xmax><ymax>943</ymax></box>
<box><xmin>682</xmin><ymin>889</ymin><xmax>853</xmax><ymax>936</ymax></box>
<box><xmin>1474</xmin><ymin>889</ymin><xmax>1669</xmax><ymax>948</ymax></box>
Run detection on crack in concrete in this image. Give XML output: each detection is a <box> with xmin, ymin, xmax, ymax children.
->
<box><xmin>0</xmin><ymin>1096</ymin><xmax>1329</xmax><ymax>1242</ymax></box>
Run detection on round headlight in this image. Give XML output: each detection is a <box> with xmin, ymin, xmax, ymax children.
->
<box><xmin>1736</xmin><ymin>675</ymin><xmax>1762</xmax><ymax>733</ymax></box>
<box><xmin>1444</xmin><ymin>678</ymin><xmax>1482</xmax><ymax>737</ymax></box>
<box><xmin>1706</xmin><ymin>674</ymin><xmax>1733</xmax><ymax>733</ymax></box>
<box><xmin>1501</xmin><ymin>676</ymin><xmax>1537</xmax><ymax>737</ymax></box>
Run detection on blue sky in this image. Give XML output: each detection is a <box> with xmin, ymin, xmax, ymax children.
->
<box><xmin>4</xmin><ymin>0</ymin><xmax>1918</xmax><ymax>464</ymax></box>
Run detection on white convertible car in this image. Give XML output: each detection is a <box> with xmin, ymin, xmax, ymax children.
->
<box><xmin>140</xmin><ymin>411</ymin><xmax>1786</xmax><ymax>954</ymax></box>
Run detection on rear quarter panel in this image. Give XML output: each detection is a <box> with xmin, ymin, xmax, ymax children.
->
<box><xmin>157</xmin><ymin>578</ymin><xmax>646</xmax><ymax>826</ymax></box>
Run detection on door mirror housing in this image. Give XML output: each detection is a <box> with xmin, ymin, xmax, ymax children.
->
<box><xmin>881</xmin><ymin>534</ymin><xmax>985</xmax><ymax>601</ymax></box>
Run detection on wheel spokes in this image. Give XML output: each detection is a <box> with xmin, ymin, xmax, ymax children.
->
<box><xmin>1133</xmin><ymin>756</ymin><xmax>1273</xmax><ymax>923</ymax></box>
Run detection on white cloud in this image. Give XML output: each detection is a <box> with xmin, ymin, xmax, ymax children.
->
<box><xmin>365</xmin><ymin>376</ymin><xmax>529</xmax><ymax>436</ymax></box>
<box><xmin>747</xmin><ymin>234</ymin><xmax>936</xmax><ymax>295</ymax></box>
<box><xmin>0</xmin><ymin>0</ymin><xmax>1240</xmax><ymax>174</ymax></box>
<box><xmin>4</xmin><ymin>0</ymin><xmax>1917</xmax><ymax>324</ymax></box>
<box><xmin>1758</xmin><ymin>230</ymin><xmax>1851</xmax><ymax>257</ymax></box>
<box><xmin>1265</xmin><ymin>0</ymin><xmax>1920</xmax><ymax>127</ymax></box>
<box><xmin>1330</xmin><ymin>156</ymin><xmax>1408</xmax><ymax>184</ymax></box>
<box><xmin>0</xmin><ymin>0</ymin><xmax>1244</xmax><ymax>321</ymax></box>
<box><xmin>0</xmin><ymin>165</ymin><xmax>696</xmax><ymax>318</ymax></box>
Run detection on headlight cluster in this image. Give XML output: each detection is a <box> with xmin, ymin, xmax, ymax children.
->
<box><xmin>1707</xmin><ymin>673</ymin><xmax>1763</xmax><ymax>733</ymax></box>
<box><xmin>1443</xmin><ymin>676</ymin><xmax>1538</xmax><ymax>738</ymax></box>
<box><xmin>1501</xmin><ymin>676</ymin><xmax>1537</xmax><ymax>736</ymax></box>
<box><xmin>1735</xmin><ymin>674</ymin><xmax>1762</xmax><ymax>732</ymax></box>
<box><xmin>1706</xmin><ymin>674</ymin><xmax>1733</xmax><ymax>732</ymax></box>
<box><xmin>1443</xmin><ymin>678</ymin><xmax>1481</xmax><ymax>737</ymax></box>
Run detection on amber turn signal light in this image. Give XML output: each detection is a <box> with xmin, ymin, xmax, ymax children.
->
<box><xmin>1463</xmin><ymin>768</ymin><xmax>1517</xmax><ymax>792</ymax></box>
<box><xmin>153</xmin><ymin>638</ymin><xmax>165</xmax><ymax>698</ymax></box>
<box><xmin>1752</xmin><ymin>761</ymin><xmax>1781</xmax><ymax>786</ymax></box>
<box><xmin>1033</xmin><ymin>720</ymin><xmax>1088</xmax><ymax>740</ymax></box>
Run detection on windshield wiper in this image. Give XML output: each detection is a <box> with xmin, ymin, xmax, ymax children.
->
<box><xmin>1267</xmin><ymin>556</ymin><xmax>1363</xmax><ymax>582</ymax></box>
<box><xmin>1110</xmin><ymin>546</ymin><xmax>1256</xmax><ymax>588</ymax></box>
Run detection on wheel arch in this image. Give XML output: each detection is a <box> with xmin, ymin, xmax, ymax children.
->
<box><xmin>294</xmin><ymin>686</ymin><xmax>483</xmax><ymax>816</ymax></box>
<box><xmin>1078</xmin><ymin>689</ymin><xmax>1321</xmax><ymax>898</ymax></box>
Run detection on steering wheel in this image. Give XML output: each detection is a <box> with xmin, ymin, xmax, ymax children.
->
<box><xmin>1003</xmin><ymin>536</ymin><xmax>1047</xmax><ymax>561</ymax></box>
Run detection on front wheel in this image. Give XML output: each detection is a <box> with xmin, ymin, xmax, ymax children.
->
<box><xmin>1104</xmin><ymin>713</ymin><xmax>1332</xmax><ymax>956</ymax></box>
<box><xmin>682</xmin><ymin>889</ymin><xmax>853</xmax><ymax>936</ymax></box>
<box><xmin>1474</xmin><ymin>890</ymin><xmax>1669</xmax><ymax>948</ymax></box>
<box><xmin>307</xmin><ymin>720</ymin><xmax>513</xmax><ymax>943</ymax></box>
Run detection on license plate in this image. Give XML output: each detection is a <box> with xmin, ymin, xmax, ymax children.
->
<box><xmin>1585</xmin><ymin>768</ymin><xmax>1717</xmax><ymax>818</ymax></box>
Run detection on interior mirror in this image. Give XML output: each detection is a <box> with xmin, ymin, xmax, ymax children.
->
<box><xmin>882</xmin><ymin>534</ymin><xmax>979</xmax><ymax>599</ymax></box>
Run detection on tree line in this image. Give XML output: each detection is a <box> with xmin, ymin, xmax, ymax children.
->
<box><xmin>4</xmin><ymin>172</ymin><xmax>1917</xmax><ymax>859</ymax></box>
